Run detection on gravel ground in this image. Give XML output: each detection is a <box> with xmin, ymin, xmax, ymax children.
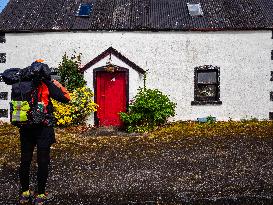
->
<box><xmin>1</xmin><ymin>127</ymin><xmax>273</xmax><ymax>204</ymax></box>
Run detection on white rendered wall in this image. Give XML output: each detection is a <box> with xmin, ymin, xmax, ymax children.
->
<box><xmin>0</xmin><ymin>38</ymin><xmax>10</xmax><ymax>122</ymax></box>
<box><xmin>0</xmin><ymin>30</ymin><xmax>272</xmax><ymax>123</ymax></box>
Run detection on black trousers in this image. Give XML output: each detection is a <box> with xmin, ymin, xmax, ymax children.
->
<box><xmin>19</xmin><ymin>127</ymin><xmax>55</xmax><ymax>194</ymax></box>
<box><xmin>19</xmin><ymin>144</ymin><xmax>50</xmax><ymax>194</ymax></box>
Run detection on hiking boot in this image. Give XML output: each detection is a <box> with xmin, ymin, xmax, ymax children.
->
<box><xmin>33</xmin><ymin>193</ymin><xmax>48</xmax><ymax>205</ymax></box>
<box><xmin>19</xmin><ymin>190</ymin><xmax>33</xmax><ymax>204</ymax></box>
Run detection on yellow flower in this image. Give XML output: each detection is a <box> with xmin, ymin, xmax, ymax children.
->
<box><xmin>52</xmin><ymin>86</ymin><xmax>98</xmax><ymax>126</ymax></box>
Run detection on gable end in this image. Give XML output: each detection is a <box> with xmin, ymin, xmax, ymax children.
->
<box><xmin>81</xmin><ymin>47</ymin><xmax>145</xmax><ymax>74</ymax></box>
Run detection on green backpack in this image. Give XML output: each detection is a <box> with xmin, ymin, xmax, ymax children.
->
<box><xmin>10</xmin><ymin>81</ymin><xmax>34</xmax><ymax>126</ymax></box>
<box><xmin>10</xmin><ymin>80</ymin><xmax>53</xmax><ymax>127</ymax></box>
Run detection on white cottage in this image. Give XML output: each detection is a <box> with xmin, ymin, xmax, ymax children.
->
<box><xmin>0</xmin><ymin>0</ymin><xmax>273</xmax><ymax>126</ymax></box>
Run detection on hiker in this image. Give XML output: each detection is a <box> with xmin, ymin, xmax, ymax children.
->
<box><xmin>2</xmin><ymin>60</ymin><xmax>70</xmax><ymax>205</ymax></box>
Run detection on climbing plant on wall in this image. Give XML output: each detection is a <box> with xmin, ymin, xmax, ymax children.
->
<box><xmin>58</xmin><ymin>53</ymin><xmax>86</xmax><ymax>92</ymax></box>
<box><xmin>53</xmin><ymin>53</ymin><xmax>98</xmax><ymax>126</ymax></box>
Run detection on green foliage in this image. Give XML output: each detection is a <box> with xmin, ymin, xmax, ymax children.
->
<box><xmin>206</xmin><ymin>115</ymin><xmax>216</xmax><ymax>124</ymax></box>
<box><xmin>58</xmin><ymin>53</ymin><xmax>86</xmax><ymax>91</ymax></box>
<box><xmin>240</xmin><ymin>116</ymin><xmax>259</xmax><ymax>122</ymax></box>
<box><xmin>120</xmin><ymin>88</ymin><xmax>176</xmax><ymax>133</ymax></box>
<box><xmin>53</xmin><ymin>53</ymin><xmax>97</xmax><ymax>126</ymax></box>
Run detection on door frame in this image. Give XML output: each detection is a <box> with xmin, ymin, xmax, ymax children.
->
<box><xmin>93</xmin><ymin>66</ymin><xmax>129</xmax><ymax>126</ymax></box>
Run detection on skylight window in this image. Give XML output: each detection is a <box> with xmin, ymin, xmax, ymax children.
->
<box><xmin>187</xmin><ymin>3</ymin><xmax>203</xmax><ymax>17</ymax></box>
<box><xmin>77</xmin><ymin>3</ymin><xmax>93</xmax><ymax>17</ymax></box>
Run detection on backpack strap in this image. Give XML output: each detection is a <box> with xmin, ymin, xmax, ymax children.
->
<box><xmin>18</xmin><ymin>76</ymin><xmax>23</xmax><ymax>101</ymax></box>
<box><xmin>43</xmin><ymin>80</ymin><xmax>70</xmax><ymax>103</ymax></box>
<box><xmin>52</xmin><ymin>80</ymin><xmax>70</xmax><ymax>101</ymax></box>
<box><xmin>31</xmin><ymin>85</ymin><xmax>39</xmax><ymax>107</ymax></box>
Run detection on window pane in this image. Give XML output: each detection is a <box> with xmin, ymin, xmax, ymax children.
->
<box><xmin>198</xmin><ymin>71</ymin><xmax>217</xmax><ymax>83</ymax></box>
<box><xmin>0</xmin><ymin>109</ymin><xmax>8</xmax><ymax>118</ymax></box>
<box><xmin>187</xmin><ymin>3</ymin><xmax>203</xmax><ymax>16</ymax></box>
<box><xmin>0</xmin><ymin>92</ymin><xmax>8</xmax><ymax>100</ymax></box>
<box><xmin>0</xmin><ymin>33</ymin><xmax>5</xmax><ymax>43</ymax></box>
<box><xmin>0</xmin><ymin>53</ymin><xmax>6</xmax><ymax>63</ymax></box>
<box><xmin>77</xmin><ymin>3</ymin><xmax>93</xmax><ymax>16</ymax></box>
<box><xmin>196</xmin><ymin>85</ymin><xmax>217</xmax><ymax>99</ymax></box>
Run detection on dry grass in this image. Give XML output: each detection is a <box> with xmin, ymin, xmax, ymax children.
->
<box><xmin>151</xmin><ymin>120</ymin><xmax>273</xmax><ymax>140</ymax></box>
<box><xmin>1</xmin><ymin>120</ymin><xmax>273</xmax><ymax>204</ymax></box>
<box><xmin>0</xmin><ymin>122</ymin><xmax>20</xmax><ymax>166</ymax></box>
<box><xmin>1</xmin><ymin>120</ymin><xmax>273</xmax><ymax>165</ymax></box>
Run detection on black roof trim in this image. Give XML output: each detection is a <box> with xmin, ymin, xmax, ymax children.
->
<box><xmin>1</xmin><ymin>27</ymin><xmax>272</xmax><ymax>34</ymax></box>
<box><xmin>81</xmin><ymin>47</ymin><xmax>145</xmax><ymax>74</ymax></box>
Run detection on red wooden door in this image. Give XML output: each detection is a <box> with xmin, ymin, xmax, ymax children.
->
<box><xmin>96</xmin><ymin>71</ymin><xmax>127</xmax><ymax>126</ymax></box>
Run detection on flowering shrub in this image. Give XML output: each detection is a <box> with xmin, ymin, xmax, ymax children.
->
<box><xmin>52</xmin><ymin>87</ymin><xmax>98</xmax><ymax>126</ymax></box>
<box><xmin>120</xmin><ymin>88</ymin><xmax>176</xmax><ymax>133</ymax></box>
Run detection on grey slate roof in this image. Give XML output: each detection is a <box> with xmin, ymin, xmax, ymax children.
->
<box><xmin>0</xmin><ymin>0</ymin><xmax>272</xmax><ymax>32</ymax></box>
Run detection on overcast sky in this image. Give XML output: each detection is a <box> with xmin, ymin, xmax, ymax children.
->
<box><xmin>0</xmin><ymin>0</ymin><xmax>9</xmax><ymax>13</ymax></box>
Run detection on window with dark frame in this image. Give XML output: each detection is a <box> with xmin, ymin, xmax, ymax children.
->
<box><xmin>0</xmin><ymin>109</ymin><xmax>8</xmax><ymax>118</ymax></box>
<box><xmin>0</xmin><ymin>33</ymin><xmax>5</xmax><ymax>43</ymax></box>
<box><xmin>191</xmin><ymin>65</ymin><xmax>222</xmax><ymax>105</ymax></box>
<box><xmin>50</xmin><ymin>67</ymin><xmax>61</xmax><ymax>81</ymax></box>
<box><xmin>0</xmin><ymin>53</ymin><xmax>6</xmax><ymax>63</ymax></box>
<box><xmin>0</xmin><ymin>92</ymin><xmax>8</xmax><ymax>100</ymax></box>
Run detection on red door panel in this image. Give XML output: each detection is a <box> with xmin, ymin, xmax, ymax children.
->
<box><xmin>96</xmin><ymin>71</ymin><xmax>126</xmax><ymax>126</ymax></box>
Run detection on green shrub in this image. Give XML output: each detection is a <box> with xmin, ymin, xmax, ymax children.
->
<box><xmin>58</xmin><ymin>53</ymin><xmax>86</xmax><ymax>91</ymax></box>
<box><xmin>120</xmin><ymin>88</ymin><xmax>176</xmax><ymax>133</ymax></box>
<box><xmin>53</xmin><ymin>53</ymin><xmax>97</xmax><ymax>126</ymax></box>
